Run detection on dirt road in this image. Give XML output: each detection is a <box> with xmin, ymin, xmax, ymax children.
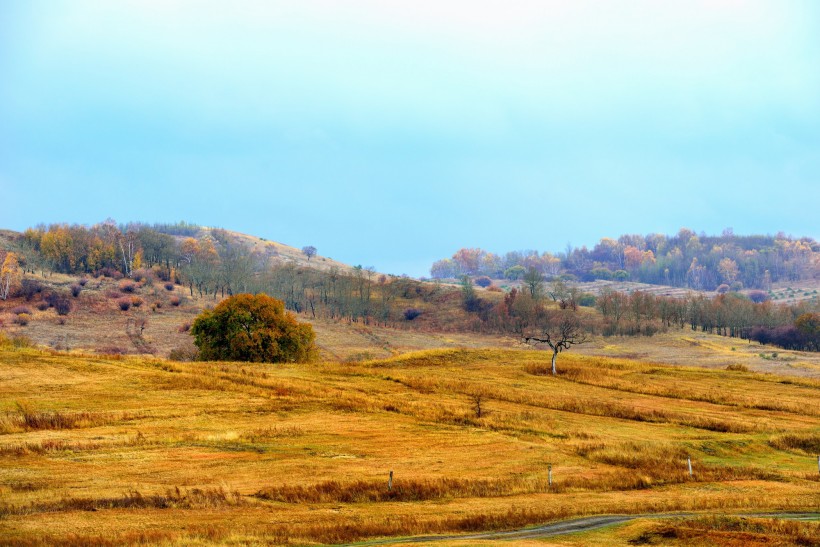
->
<box><xmin>350</xmin><ymin>512</ymin><xmax>820</xmax><ymax>545</ymax></box>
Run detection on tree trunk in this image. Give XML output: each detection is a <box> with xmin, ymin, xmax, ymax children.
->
<box><xmin>551</xmin><ymin>350</ymin><xmax>558</xmax><ymax>375</ymax></box>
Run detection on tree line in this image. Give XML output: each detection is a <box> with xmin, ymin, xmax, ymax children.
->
<box><xmin>430</xmin><ymin>228</ymin><xmax>819</xmax><ymax>290</ymax></box>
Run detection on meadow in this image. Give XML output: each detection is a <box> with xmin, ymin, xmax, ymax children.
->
<box><xmin>1</xmin><ymin>334</ymin><xmax>818</xmax><ymax>545</ymax></box>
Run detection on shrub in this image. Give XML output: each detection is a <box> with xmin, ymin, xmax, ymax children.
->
<box><xmin>403</xmin><ymin>308</ymin><xmax>422</xmax><ymax>321</ymax></box>
<box><xmin>474</xmin><ymin>276</ymin><xmax>492</xmax><ymax>288</ymax></box>
<box><xmin>131</xmin><ymin>297</ymin><xmax>143</xmax><ymax>308</ymax></box>
<box><xmin>78</xmin><ymin>278</ymin><xmax>88</xmax><ymax>287</ymax></box>
<box><xmin>170</xmin><ymin>296</ymin><xmax>181</xmax><ymax>307</ymax></box>
<box><xmin>178</xmin><ymin>322</ymin><xmax>192</xmax><ymax>333</ymax></box>
<box><xmin>20</xmin><ymin>279</ymin><xmax>44</xmax><ymax>301</ymax></box>
<box><xmin>169</xmin><ymin>345</ymin><xmax>199</xmax><ymax>362</ymax></box>
<box><xmin>191</xmin><ymin>293</ymin><xmax>316</xmax><ymax>363</ymax></box>
<box><xmin>726</xmin><ymin>364</ymin><xmax>749</xmax><ymax>372</ymax></box>
<box><xmin>13</xmin><ymin>313</ymin><xmax>30</xmax><ymax>326</ymax></box>
<box><xmin>70</xmin><ymin>284</ymin><xmax>82</xmax><ymax>297</ymax></box>
<box><xmin>53</xmin><ymin>296</ymin><xmax>71</xmax><ymax>316</ymax></box>
<box><xmin>117</xmin><ymin>297</ymin><xmax>132</xmax><ymax>311</ymax></box>
<box><xmin>119</xmin><ymin>280</ymin><xmax>136</xmax><ymax>293</ymax></box>
<box><xmin>97</xmin><ymin>267</ymin><xmax>124</xmax><ymax>280</ymax></box>
<box><xmin>56</xmin><ymin>317</ymin><xmax>66</xmax><ymax>325</ymax></box>
<box><xmin>578</xmin><ymin>293</ymin><xmax>596</xmax><ymax>307</ymax></box>
<box><xmin>716</xmin><ymin>284</ymin><xmax>730</xmax><ymax>294</ymax></box>
<box><xmin>164</xmin><ymin>282</ymin><xmax>174</xmax><ymax>291</ymax></box>
<box><xmin>748</xmin><ymin>290</ymin><xmax>769</xmax><ymax>303</ymax></box>
<box><xmin>11</xmin><ymin>305</ymin><xmax>31</xmax><ymax>315</ymax></box>
<box><xmin>36</xmin><ymin>301</ymin><xmax>49</xmax><ymax>311</ymax></box>
<box><xmin>131</xmin><ymin>268</ymin><xmax>153</xmax><ymax>283</ymax></box>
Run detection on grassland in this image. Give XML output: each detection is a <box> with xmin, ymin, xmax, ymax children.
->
<box><xmin>1</xmin><ymin>333</ymin><xmax>818</xmax><ymax>545</ymax></box>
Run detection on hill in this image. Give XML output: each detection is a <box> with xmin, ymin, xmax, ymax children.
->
<box><xmin>1</xmin><ymin>342</ymin><xmax>818</xmax><ymax>545</ymax></box>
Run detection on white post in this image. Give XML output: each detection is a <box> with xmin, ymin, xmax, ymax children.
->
<box><xmin>388</xmin><ymin>470</ymin><xmax>393</xmax><ymax>491</ymax></box>
<box><xmin>687</xmin><ymin>457</ymin><xmax>693</xmax><ymax>477</ymax></box>
<box><xmin>548</xmin><ymin>464</ymin><xmax>553</xmax><ymax>488</ymax></box>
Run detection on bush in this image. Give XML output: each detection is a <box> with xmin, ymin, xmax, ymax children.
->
<box><xmin>716</xmin><ymin>284</ymin><xmax>730</xmax><ymax>294</ymax></box>
<box><xmin>177</xmin><ymin>322</ymin><xmax>192</xmax><ymax>333</ymax></box>
<box><xmin>131</xmin><ymin>268</ymin><xmax>153</xmax><ymax>283</ymax></box>
<box><xmin>53</xmin><ymin>296</ymin><xmax>71</xmax><ymax>316</ymax></box>
<box><xmin>131</xmin><ymin>297</ymin><xmax>143</xmax><ymax>308</ymax></box>
<box><xmin>70</xmin><ymin>284</ymin><xmax>82</xmax><ymax>297</ymax></box>
<box><xmin>36</xmin><ymin>301</ymin><xmax>49</xmax><ymax>311</ymax></box>
<box><xmin>169</xmin><ymin>344</ymin><xmax>199</xmax><ymax>362</ymax></box>
<box><xmin>474</xmin><ymin>276</ymin><xmax>492</xmax><ymax>288</ymax></box>
<box><xmin>119</xmin><ymin>280</ymin><xmax>136</xmax><ymax>293</ymax></box>
<box><xmin>97</xmin><ymin>267</ymin><xmax>124</xmax><ymax>280</ymax></box>
<box><xmin>11</xmin><ymin>306</ymin><xmax>31</xmax><ymax>315</ymax></box>
<box><xmin>20</xmin><ymin>279</ymin><xmax>44</xmax><ymax>301</ymax></box>
<box><xmin>748</xmin><ymin>290</ymin><xmax>769</xmax><ymax>303</ymax></box>
<box><xmin>578</xmin><ymin>293</ymin><xmax>596</xmax><ymax>307</ymax></box>
<box><xmin>78</xmin><ymin>278</ymin><xmax>88</xmax><ymax>287</ymax></box>
<box><xmin>13</xmin><ymin>313</ymin><xmax>30</xmax><ymax>326</ymax></box>
<box><xmin>170</xmin><ymin>296</ymin><xmax>181</xmax><ymax>307</ymax></box>
<box><xmin>403</xmin><ymin>308</ymin><xmax>422</xmax><ymax>321</ymax></box>
<box><xmin>164</xmin><ymin>282</ymin><xmax>174</xmax><ymax>291</ymax></box>
<box><xmin>117</xmin><ymin>297</ymin><xmax>132</xmax><ymax>311</ymax></box>
<box><xmin>191</xmin><ymin>293</ymin><xmax>316</xmax><ymax>363</ymax></box>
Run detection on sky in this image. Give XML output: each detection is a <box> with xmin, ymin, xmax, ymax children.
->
<box><xmin>1</xmin><ymin>0</ymin><xmax>818</xmax><ymax>276</ymax></box>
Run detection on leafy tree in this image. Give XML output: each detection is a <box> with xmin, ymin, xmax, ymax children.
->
<box><xmin>302</xmin><ymin>246</ymin><xmax>317</xmax><ymax>261</ymax></box>
<box><xmin>523</xmin><ymin>267</ymin><xmax>544</xmax><ymax>299</ymax></box>
<box><xmin>1</xmin><ymin>252</ymin><xmax>22</xmax><ymax>300</ymax></box>
<box><xmin>191</xmin><ymin>293</ymin><xmax>316</xmax><ymax>363</ymax></box>
<box><xmin>504</xmin><ymin>265</ymin><xmax>526</xmax><ymax>280</ymax></box>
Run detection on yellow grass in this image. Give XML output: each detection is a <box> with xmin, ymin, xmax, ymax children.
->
<box><xmin>1</xmin><ymin>338</ymin><xmax>819</xmax><ymax>545</ymax></box>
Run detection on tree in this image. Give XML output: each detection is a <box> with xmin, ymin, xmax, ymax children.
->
<box><xmin>1</xmin><ymin>252</ymin><xmax>22</xmax><ymax>300</ymax></box>
<box><xmin>302</xmin><ymin>246</ymin><xmax>317</xmax><ymax>261</ymax></box>
<box><xmin>523</xmin><ymin>267</ymin><xmax>544</xmax><ymax>299</ymax></box>
<box><xmin>524</xmin><ymin>310</ymin><xmax>588</xmax><ymax>375</ymax></box>
<box><xmin>190</xmin><ymin>293</ymin><xmax>316</xmax><ymax>363</ymax></box>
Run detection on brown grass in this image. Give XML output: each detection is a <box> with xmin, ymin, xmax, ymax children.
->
<box><xmin>1</xmin><ymin>345</ymin><xmax>818</xmax><ymax>545</ymax></box>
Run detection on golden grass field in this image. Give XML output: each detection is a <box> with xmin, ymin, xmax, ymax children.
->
<box><xmin>1</xmin><ymin>332</ymin><xmax>819</xmax><ymax>545</ymax></box>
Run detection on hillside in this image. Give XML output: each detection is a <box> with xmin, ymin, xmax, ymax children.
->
<box><xmin>1</xmin><ymin>342</ymin><xmax>818</xmax><ymax>545</ymax></box>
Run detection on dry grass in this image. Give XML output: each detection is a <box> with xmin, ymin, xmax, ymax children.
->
<box><xmin>629</xmin><ymin>515</ymin><xmax>820</xmax><ymax>546</ymax></box>
<box><xmin>1</xmin><ymin>345</ymin><xmax>819</xmax><ymax>545</ymax></box>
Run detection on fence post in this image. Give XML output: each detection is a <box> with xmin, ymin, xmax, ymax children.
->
<box><xmin>548</xmin><ymin>464</ymin><xmax>553</xmax><ymax>488</ymax></box>
<box><xmin>687</xmin><ymin>457</ymin><xmax>693</xmax><ymax>477</ymax></box>
<box><xmin>388</xmin><ymin>470</ymin><xmax>393</xmax><ymax>491</ymax></box>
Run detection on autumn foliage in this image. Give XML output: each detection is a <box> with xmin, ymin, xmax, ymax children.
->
<box><xmin>190</xmin><ymin>293</ymin><xmax>316</xmax><ymax>363</ymax></box>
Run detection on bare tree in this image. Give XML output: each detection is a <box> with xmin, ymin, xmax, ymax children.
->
<box><xmin>301</xmin><ymin>246</ymin><xmax>317</xmax><ymax>261</ymax></box>
<box><xmin>524</xmin><ymin>310</ymin><xmax>588</xmax><ymax>375</ymax></box>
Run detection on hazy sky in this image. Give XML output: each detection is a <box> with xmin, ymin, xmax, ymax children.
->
<box><xmin>2</xmin><ymin>1</ymin><xmax>818</xmax><ymax>276</ymax></box>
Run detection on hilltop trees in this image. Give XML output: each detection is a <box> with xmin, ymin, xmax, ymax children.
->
<box><xmin>429</xmin><ymin>230</ymin><xmax>820</xmax><ymax>289</ymax></box>
<box><xmin>190</xmin><ymin>293</ymin><xmax>316</xmax><ymax>363</ymax></box>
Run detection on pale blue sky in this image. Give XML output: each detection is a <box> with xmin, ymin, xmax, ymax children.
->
<box><xmin>2</xmin><ymin>1</ymin><xmax>818</xmax><ymax>276</ymax></box>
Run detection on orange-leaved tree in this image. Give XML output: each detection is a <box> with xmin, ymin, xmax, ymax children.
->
<box><xmin>190</xmin><ymin>293</ymin><xmax>316</xmax><ymax>363</ymax></box>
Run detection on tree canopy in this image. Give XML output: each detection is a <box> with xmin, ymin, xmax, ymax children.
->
<box><xmin>190</xmin><ymin>293</ymin><xmax>316</xmax><ymax>363</ymax></box>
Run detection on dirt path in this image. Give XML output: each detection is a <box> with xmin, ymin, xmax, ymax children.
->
<box><xmin>350</xmin><ymin>512</ymin><xmax>820</xmax><ymax>545</ymax></box>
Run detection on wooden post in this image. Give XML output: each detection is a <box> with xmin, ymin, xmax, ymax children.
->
<box><xmin>548</xmin><ymin>464</ymin><xmax>553</xmax><ymax>488</ymax></box>
<box><xmin>687</xmin><ymin>457</ymin><xmax>693</xmax><ymax>477</ymax></box>
<box><xmin>388</xmin><ymin>470</ymin><xmax>393</xmax><ymax>491</ymax></box>
<box><xmin>817</xmin><ymin>455</ymin><xmax>819</xmax><ymax>475</ymax></box>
